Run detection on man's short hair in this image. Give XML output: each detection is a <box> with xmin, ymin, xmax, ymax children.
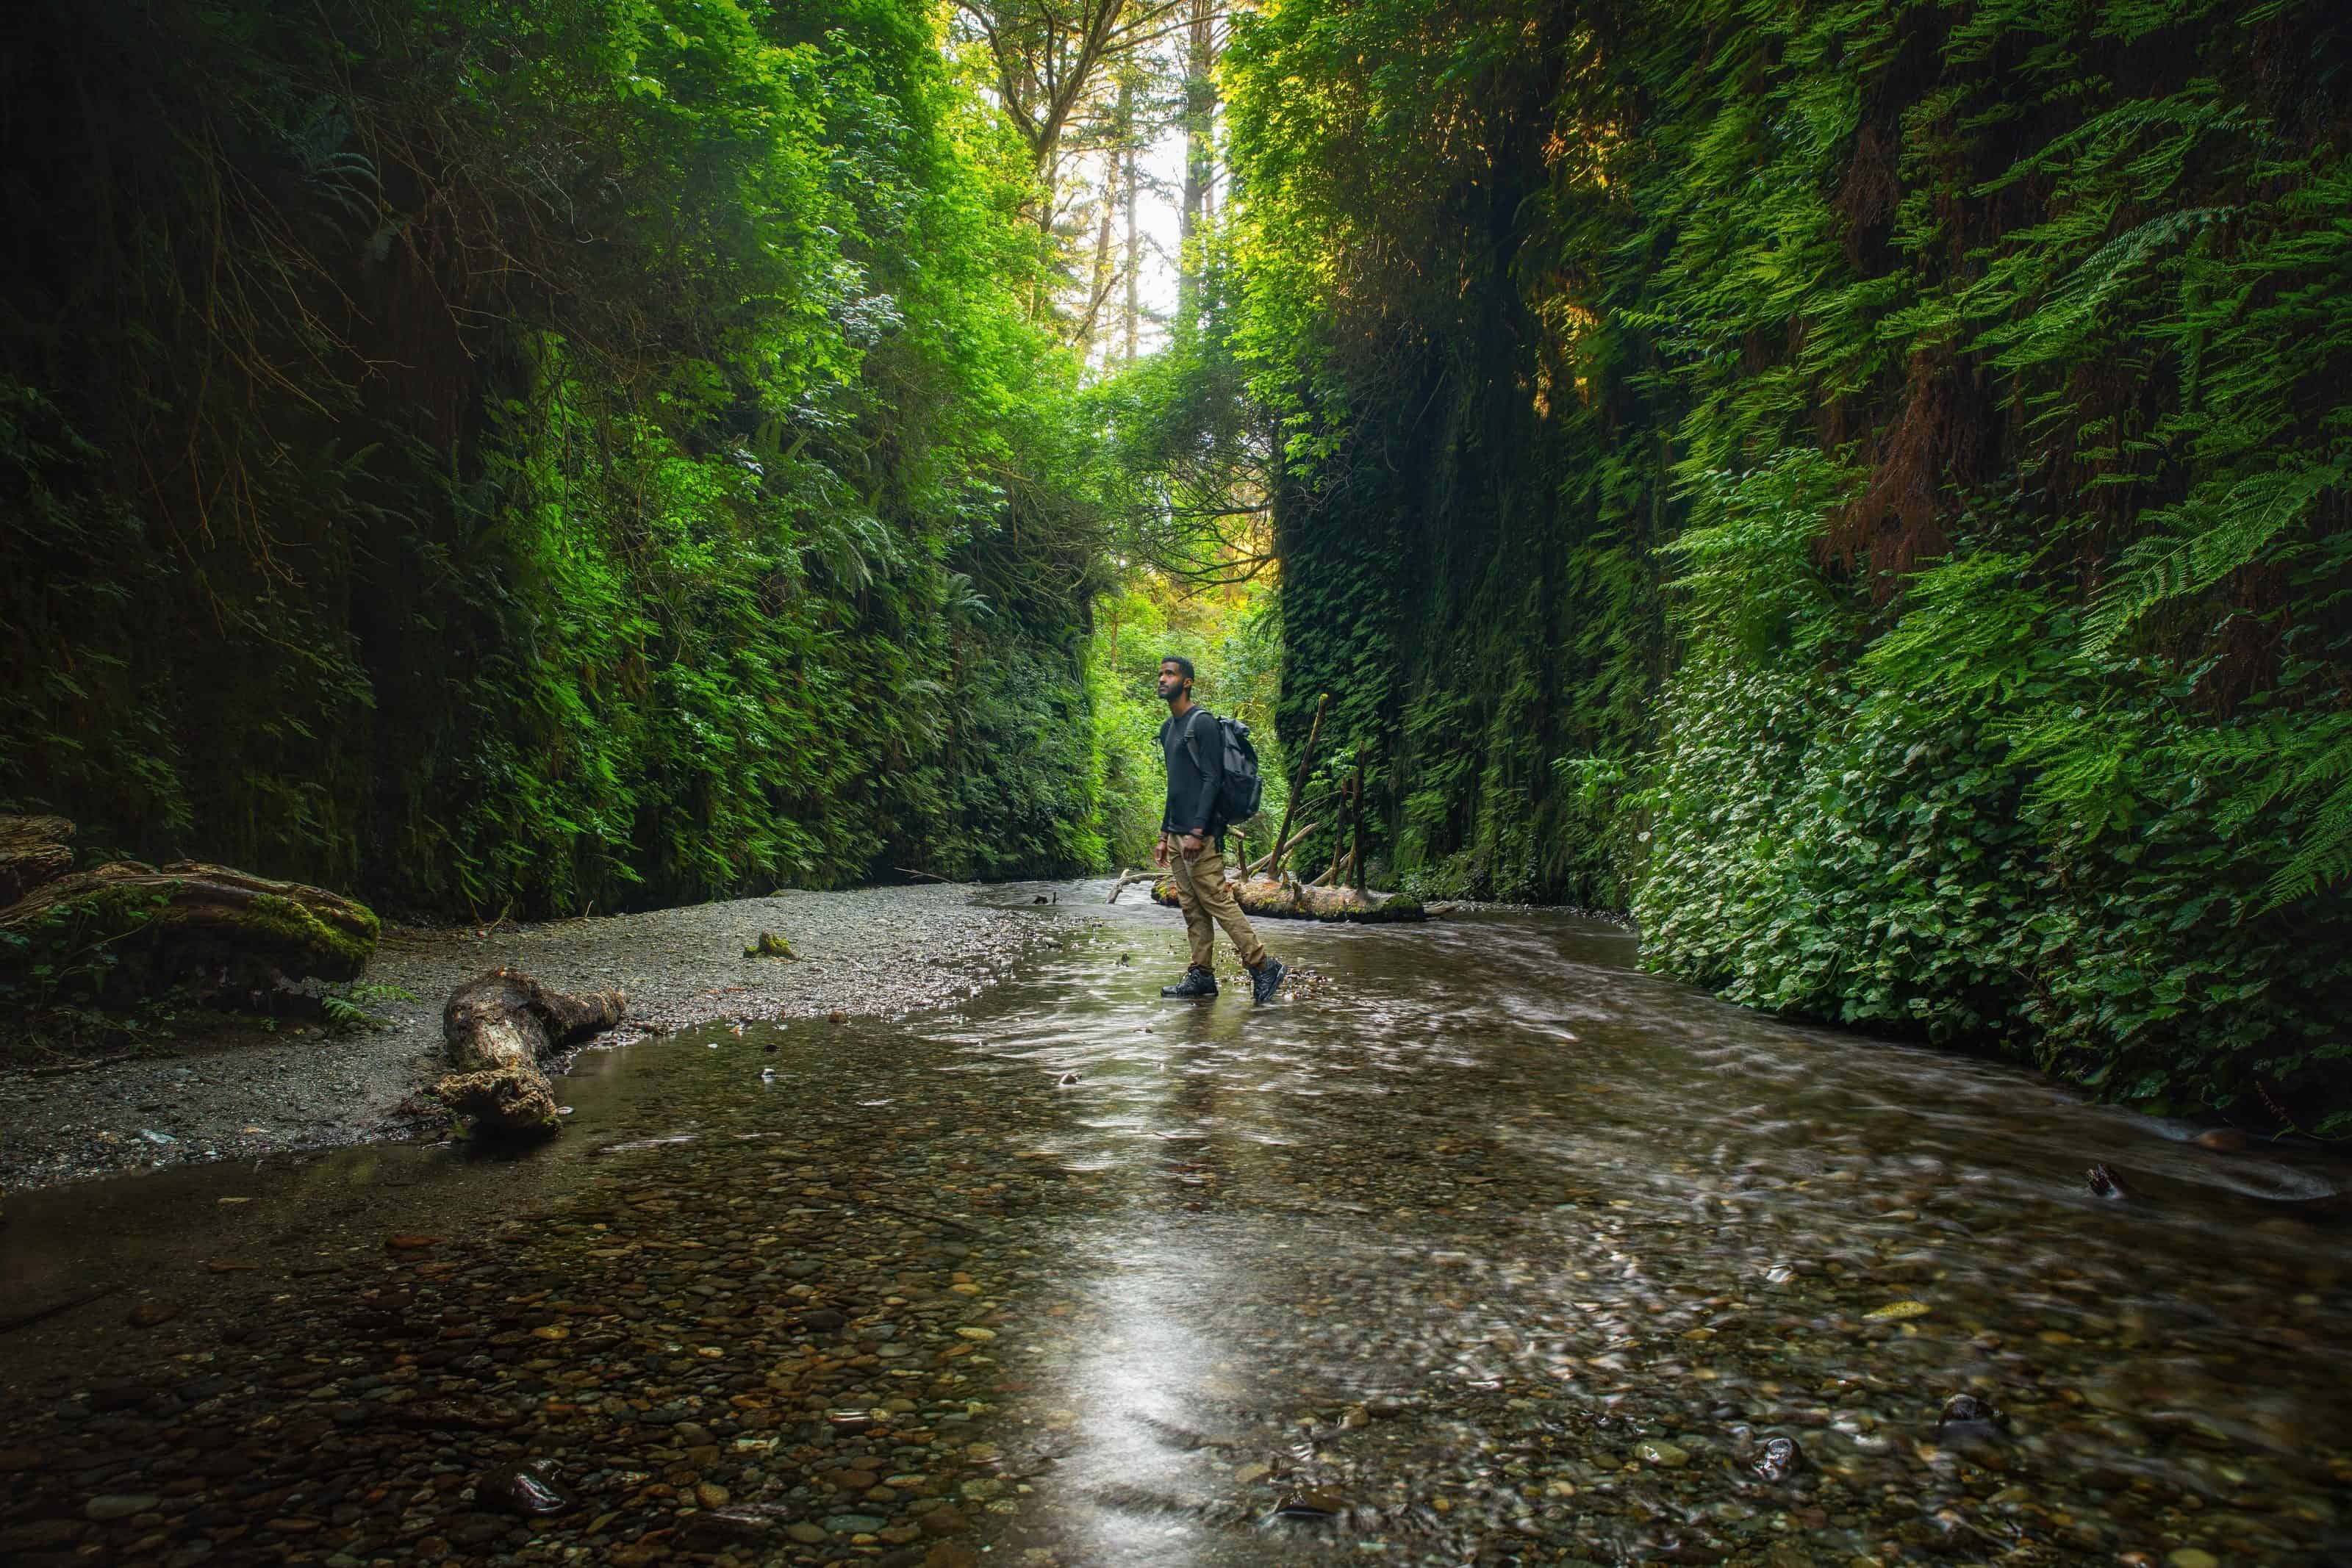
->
<box><xmin>1161</xmin><ymin>655</ymin><xmax>1195</xmax><ymax>682</ymax></box>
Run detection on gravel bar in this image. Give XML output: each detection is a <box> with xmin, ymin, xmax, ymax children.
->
<box><xmin>0</xmin><ymin>883</ymin><xmax>1050</xmax><ymax>1193</ymax></box>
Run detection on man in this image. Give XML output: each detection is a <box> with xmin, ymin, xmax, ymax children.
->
<box><xmin>1154</xmin><ymin>655</ymin><xmax>1286</xmax><ymax>1003</ymax></box>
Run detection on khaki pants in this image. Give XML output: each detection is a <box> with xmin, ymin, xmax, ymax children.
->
<box><xmin>1168</xmin><ymin>842</ymin><xmax>1266</xmax><ymax>971</ymax></box>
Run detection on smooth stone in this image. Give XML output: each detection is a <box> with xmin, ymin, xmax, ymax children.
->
<box><xmin>1636</xmin><ymin>1440</ymin><xmax>1690</xmax><ymax>1468</ymax></box>
<box><xmin>787</xmin><ymin>1522</ymin><xmax>829</xmax><ymax>1544</ymax></box>
<box><xmin>827</xmin><ymin>1514</ymin><xmax>888</xmax><ymax>1533</ymax></box>
<box><xmin>1752</xmin><ymin>1436</ymin><xmax>1803</xmax><ymax>1482</ymax></box>
<box><xmin>87</xmin><ymin>1494</ymin><xmax>162</xmax><ymax>1521</ymax></box>
<box><xmin>485</xmin><ymin>1467</ymin><xmax>571</xmax><ymax>1517</ymax></box>
<box><xmin>2167</xmin><ymin>1552</ymin><xmax>2220</xmax><ymax>1568</ymax></box>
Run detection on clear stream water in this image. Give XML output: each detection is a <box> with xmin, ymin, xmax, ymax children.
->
<box><xmin>1</xmin><ymin>888</ymin><xmax>2345</xmax><ymax>1568</ymax></box>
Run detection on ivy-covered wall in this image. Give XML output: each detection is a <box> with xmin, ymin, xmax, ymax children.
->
<box><xmin>1230</xmin><ymin>0</ymin><xmax>2352</xmax><ymax>1124</ymax></box>
<box><xmin>1</xmin><ymin>0</ymin><xmax>1119</xmax><ymax>916</ymax></box>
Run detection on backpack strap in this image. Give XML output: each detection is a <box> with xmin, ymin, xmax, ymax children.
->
<box><xmin>1181</xmin><ymin>706</ymin><xmax>1216</xmax><ymax>772</ymax></box>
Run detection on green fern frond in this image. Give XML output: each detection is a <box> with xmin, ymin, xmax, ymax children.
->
<box><xmin>2084</xmin><ymin>461</ymin><xmax>2344</xmax><ymax>655</ymax></box>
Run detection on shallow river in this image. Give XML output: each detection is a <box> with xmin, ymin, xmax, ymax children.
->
<box><xmin>2</xmin><ymin>890</ymin><xmax>2347</xmax><ymax>1568</ymax></box>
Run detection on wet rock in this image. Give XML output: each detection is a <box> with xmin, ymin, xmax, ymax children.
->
<box><xmin>0</xmin><ymin>1518</ymin><xmax>82</xmax><ymax>1551</ymax></box>
<box><xmin>1937</xmin><ymin>1393</ymin><xmax>2002</xmax><ymax>1431</ymax></box>
<box><xmin>925</xmin><ymin>1547</ymin><xmax>981</xmax><ymax>1568</ymax></box>
<box><xmin>125</xmin><ymin>1300</ymin><xmax>179</xmax><ymax>1328</ymax></box>
<box><xmin>682</xmin><ymin>1504</ymin><xmax>801</xmax><ymax>1550</ymax></box>
<box><xmin>1862</xmin><ymin>1298</ymin><xmax>1930</xmax><ymax>1322</ymax></box>
<box><xmin>2165</xmin><ymin>1551</ymin><xmax>2220</xmax><ymax>1568</ymax></box>
<box><xmin>826</xmin><ymin>1512</ymin><xmax>888</xmax><ymax>1532</ymax></box>
<box><xmin>2087</xmin><ymin>1163</ymin><xmax>2132</xmax><ymax>1199</ymax></box>
<box><xmin>483</xmin><ymin>1465</ymin><xmax>570</xmax><ymax>1516</ymax></box>
<box><xmin>918</xmin><ymin>1505</ymin><xmax>967</xmax><ymax>1535</ymax></box>
<box><xmin>1752</xmin><ymin>1436</ymin><xmax>1804</xmax><ymax>1483</ymax></box>
<box><xmin>1636</xmin><ymin>1439</ymin><xmax>1690</xmax><ymax>1468</ymax></box>
<box><xmin>87</xmin><ymin>1378</ymin><xmax>149</xmax><ymax>1411</ymax></box>
<box><xmin>2193</xmin><ymin>1129</ymin><xmax>2247</xmax><ymax>1153</ymax></box>
<box><xmin>1277</xmin><ymin>1487</ymin><xmax>1346</xmax><ymax>1517</ymax></box>
<box><xmin>86</xmin><ymin>1492</ymin><xmax>161</xmax><ymax>1520</ymax></box>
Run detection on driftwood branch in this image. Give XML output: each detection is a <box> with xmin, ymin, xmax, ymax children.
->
<box><xmin>1106</xmin><ymin>866</ymin><xmax>1159</xmax><ymax>904</ymax></box>
<box><xmin>1245</xmin><ymin>821</ymin><xmax>1319</xmax><ymax>877</ymax></box>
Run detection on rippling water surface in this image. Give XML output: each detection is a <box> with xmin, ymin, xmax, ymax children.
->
<box><xmin>2</xmin><ymin>890</ymin><xmax>2345</xmax><ymax>1568</ymax></box>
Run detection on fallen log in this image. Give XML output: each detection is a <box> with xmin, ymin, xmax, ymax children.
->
<box><xmin>0</xmin><ymin>815</ymin><xmax>75</xmax><ymax>906</ymax></box>
<box><xmin>434</xmin><ymin>968</ymin><xmax>625</xmax><ymax>1139</ymax></box>
<box><xmin>1150</xmin><ymin>875</ymin><xmax>1425</xmax><ymax>924</ymax></box>
<box><xmin>0</xmin><ymin>857</ymin><xmax>379</xmax><ymax>1004</ymax></box>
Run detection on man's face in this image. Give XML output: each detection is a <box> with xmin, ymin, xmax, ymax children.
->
<box><xmin>1157</xmin><ymin>663</ymin><xmax>1188</xmax><ymax>702</ymax></box>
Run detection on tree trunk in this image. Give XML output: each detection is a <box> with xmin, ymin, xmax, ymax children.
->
<box><xmin>1176</xmin><ymin>0</ymin><xmax>1218</xmax><ymax>331</ymax></box>
<box><xmin>1349</xmin><ymin>761</ymin><xmax>1369</xmax><ymax>891</ymax></box>
<box><xmin>1121</xmin><ymin>75</ymin><xmax>1140</xmax><ymax>362</ymax></box>
<box><xmin>434</xmin><ymin>968</ymin><xmax>625</xmax><ymax>1139</ymax></box>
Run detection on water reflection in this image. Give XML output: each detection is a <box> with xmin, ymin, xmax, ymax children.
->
<box><xmin>942</xmin><ymin>891</ymin><xmax>2352</xmax><ymax>1567</ymax></box>
<box><xmin>0</xmin><ymin>887</ymin><xmax>2345</xmax><ymax>1568</ymax></box>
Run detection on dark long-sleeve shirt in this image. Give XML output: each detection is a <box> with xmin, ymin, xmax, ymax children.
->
<box><xmin>1159</xmin><ymin>705</ymin><xmax>1225</xmax><ymax>841</ymax></box>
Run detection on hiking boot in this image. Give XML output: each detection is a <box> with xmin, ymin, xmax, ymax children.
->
<box><xmin>1160</xmin><ymin>965</ymin><xmax>1218</xmax><ymax>999</ymax></box>
<box><xmin>1249</xmin><ymin>956</ymin><xmax>1287</xmax><ymax>1004</ymax></box>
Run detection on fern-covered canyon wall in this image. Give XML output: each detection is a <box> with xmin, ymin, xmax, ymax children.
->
<box><xmin>1</xmin><ymin>0</ymin><xmax>1119</xmax><ymax>917</ymax></box>
<box><xmin>1230</xmin><ymin>0</ymin><xmax>2352</xmax><ymax>1123</ymax></box>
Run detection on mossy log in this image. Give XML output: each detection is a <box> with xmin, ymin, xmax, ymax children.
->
<box><xmin>0</xmin><ymin>815</ymin><xmax>76</xmax><ymax>906</ymax></box>
<box><xmin>0</xmin><ymin>857</ymin><xmax>379</xmax><ymax>1003</ymax></box>
<box><xmin>435</xmin><ymin>968</ymin><xmax>625</xmax><ymax>1139</ymax></box>
<box><xmin>1151</xmin><ymin>875</ymin><xmax>1425</xmax><ymax>924</ymax></box>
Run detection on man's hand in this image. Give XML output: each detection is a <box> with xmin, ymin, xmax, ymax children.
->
<box><xmin>1152</xmin><ymin>835</ymin><xmax>1171</xmax><ymax>868</ymax></box>
<box><xmin>1180</xmin><ymin>832</ymin><xmax>1205</xmax><ymax>859</ymax></box>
